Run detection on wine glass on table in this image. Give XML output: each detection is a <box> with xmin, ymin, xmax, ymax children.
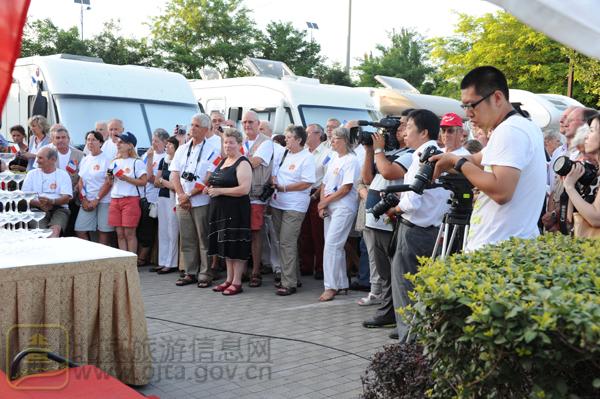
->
<box><xmin>11</xmin><ymin>173</ymin><xmax>26</xmax><ymax>190</ymax></box>
<box><xmin>31</xmin><ymin>210</ymin><xmax>46</xmax><ymax>233</ymax></box>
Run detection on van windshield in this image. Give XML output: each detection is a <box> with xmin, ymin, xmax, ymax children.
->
<box><xmin>298</xmin><ymin>105</ymin><xmax>378</xmax><ymax>128</ymax></box>
<box><xmin>54</xmin><ymin>96</ymin><xmax>198</xmax><ymax>149</ymax></box>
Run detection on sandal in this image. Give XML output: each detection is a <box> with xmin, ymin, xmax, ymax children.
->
<box><xmin>175</xmin><ymin>274</ymin><xmax>197</xmax><ymax>286</ymax></box>
<box><xmin>358</xmin><ymin>292</ymin><xmax>382</xmax><ymax>306</ymax></box>
<box><xmin>157</xmin><ymin>267</ymin><xmax>177</xmax><ymax>274</ymax></box>
<box><xmin>319</xmin><ymin>289</ymin><xmax>337</xmax><ymax>302</ymax></box>
<box><xmin>248</xmin><ymin>273</ymin><xmax>262</xmax><ymax>288</ymax></box>
<box><xmin>212</xmin><ymin>281</ymin><xmax>232</xmax><ymax>292</ymax></box>
<box><xmin>276</xmin><ymin>286</ymin><xmax>297</xmax><ymax>296</ymax></box>
<box><xmin>222</xmin><ymin>284</ymin><xmax>243</xmax><ymax>296</ymax></box>
<box><xmin>197</xmin><ymin>280</ymin><xmax>212</xmax><ymax>288</ymax></box>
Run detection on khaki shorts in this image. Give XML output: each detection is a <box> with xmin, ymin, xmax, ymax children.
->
<box><xmin>38</xmin><ymin>207</ymin><xmax>71</xmax><ymax>232</ymax></box>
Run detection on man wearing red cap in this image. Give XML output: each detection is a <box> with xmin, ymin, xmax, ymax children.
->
<box><xmin>440</xmin><ymin>112</ymin><xmax>470</xmax><ymax>156</ymax></box>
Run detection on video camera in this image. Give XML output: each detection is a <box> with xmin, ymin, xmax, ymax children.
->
<box><xmin>352</xmin><ymin>116</ymin><xmax>401</xmax><ymax>148</ymax></box>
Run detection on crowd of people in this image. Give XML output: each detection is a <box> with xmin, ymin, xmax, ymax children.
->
<box><xmin>2</xmin><ymin>65</ymin><xmax>599</xmax><ymax>341</ymax></box>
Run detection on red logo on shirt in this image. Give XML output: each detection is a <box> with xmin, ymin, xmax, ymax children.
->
<box><xmin>49</xmin><ymin>183</ymin><xmax>57</xmax><ymax>190</ymax></box>
<box><xmin>288</xmin><ymin>164</ymin><xmax>296</xmax><ymax>171</ymax></box>
<box><xmin>124</xmin><ymin>168</ymin><xmax>131</xmax><ymax>174</ymax></box>
<box><xmin>93</xmin><ymin>164</ymin><xmax>100</xmax><ymax>171</ymax></box>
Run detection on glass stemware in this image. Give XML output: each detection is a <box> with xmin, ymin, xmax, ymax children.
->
<box><xmin>31</xmin><ymin>210</ymin><xmax>46</xmax><ymax>231</ymax></box>
<box><xmin>11</xmin><ymin>173</ymin><xmax>26</xmax><ymax>189</ymax></box>
<box><xmin>0</xmin><ymin>153</ymin><xmax>15</xmax><ymax>166</ymax></box>
<box><xmin>23</xmin><ymin>192</ymin><xmax>36</xmax><ymax>212</ymax></box>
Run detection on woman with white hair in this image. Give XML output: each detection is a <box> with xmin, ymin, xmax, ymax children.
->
<box><xmin>317</xmin><ymin>127</ymin><xmax>360</xmax><ymax>302</ymax></box>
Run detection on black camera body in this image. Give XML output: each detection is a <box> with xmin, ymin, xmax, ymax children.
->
<box><xmin>410</xmin><ymin>146</ymin><xmax>443</xmax><ymax>194</ymax></box>
<box><xmin>259</xmin><ymin>183</ymin><xmax>275</xmax><ymax>202</ymax></box>
<box><xmin>181</xmin><ymin>171</ymin><xmax>196</xmax><ymax>182</ymax></box>
<box><xmin>106</xmin><ymin>168</ymin><xmax>114</xmax><ymax>177</ymax></box>
<box><xmin>553</xmin><ymin>156</ymin><xmax>598</xmax><ymax>187</ymax></box>
<box><xmin>175</xmin><ymin>124</ymin><xmax>186</xmax><ymax>135</ymax></box>
<box><xmin>354</xmin><ymin>117</ymin><xmax>401</xmax><ymax>148</ymax></box>
<box><xmin>368</xmin><ymin>192</ymin><xmax>400</xmax><ymax>220</ymax></box>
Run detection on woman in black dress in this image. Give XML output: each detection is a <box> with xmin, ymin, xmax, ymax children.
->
<box><xmin>207</xmin><ymin>128</ymin><xmax>252</xmax><ymax>296</ymax></box>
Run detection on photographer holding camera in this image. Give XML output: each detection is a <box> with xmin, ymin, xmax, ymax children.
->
<box><xmin>562</xmin><ymin>113</ymin><xmax>600</xmax><ymax>236</ymax></box>
<box><xmin>358</xmin><ymin>110</ymin><xmax>413</xmax><ymax>333</ymax></box>
<box><xmin>389</xmin><ymin>109</ymin><xmax>450</xmax><ymax>341</ymax></box>
<box><xmin>432</xmin><ymin>66</ymin><xmax>547</xmax><ymax>251</ymax></box>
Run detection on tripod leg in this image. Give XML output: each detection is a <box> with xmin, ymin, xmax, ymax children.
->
<box><xmin>445</xmin><ymin>225</ymin><xmax>458</xmax><ymax>258</ymax></box>
<box><xmin>462</xmin><ymin>225</ymin><xmax>469</xmax><ymax>250</ymax></box>
<box><xmin>431</xmin><ymin>223</ymin><xmax>444</xmax><ymax>259</ymax></box>
<box><xmin>441</xmin><ymin>223</ymin><xmax>450</xmax><ymax>259</ymax></box>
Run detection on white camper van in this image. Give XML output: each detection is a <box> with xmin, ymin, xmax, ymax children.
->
<box><xmin>359</xmin><ymin>75</ymin><xmax>467</xmax><ymax>119</ymax></box>
<box><xmin>1</xmin><ymin>54</ymin><xmax>199</xmax><ymax>149</ymax></box>
<box><xmin>509</xmin><ymin>89</ymin><xmax>584</xmax><ymax>130</ymax></box>
<box><xmin>189</xmin><ymin>58</ymin><xmax>379</xmax><ymax>133</ymax></box>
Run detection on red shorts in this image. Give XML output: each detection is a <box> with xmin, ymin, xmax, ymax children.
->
<box><xmin>250</xmin><ymin>204</ymin><xmax>266</xmax><ymax>231</ymax></box>
<box><xmin>108</xmin><ymin>196</ymin><xmax>141</xmax><ymax>228</ymax></box>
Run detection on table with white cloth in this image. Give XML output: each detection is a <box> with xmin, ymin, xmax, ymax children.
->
<box><xmin>0</xmin><ymin>237</ymin><xmax>151</xmax><ymax>385</ymax></box>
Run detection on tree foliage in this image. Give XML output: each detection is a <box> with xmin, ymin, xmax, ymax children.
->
<box><xmin>256</xmin><ymin>21</ymin><xmax>322</xmax><ymax>77</ymax></box>
<box><xmin>314</xmin><ymin>62</ymin><xmax>354</xmax><ymax>86</ymax></box>
<box><xmin>429</xmin><ymin>11</ymin><xmax>598</xmax><ymax>106</ymax></box>
<box><xmin>150</xmin><ymin>0</ymin><xmax>259</xmax><ymax>78</ymax></box>
<box><xmin>21</xmin><ymin>19</ymin><xmax>90</xmax><ymax>58</ymax></box>
<box><xmin>355</xmin><ymin>28</ymin><xmax>433</xmax><ymax>90</ymax></box>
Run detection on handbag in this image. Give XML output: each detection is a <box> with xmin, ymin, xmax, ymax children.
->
<box><xmin>573</xmin><ymin>212</ymin><xmax>600</xmax><ymax>238</ymax></box>
<box><xmin>134</xmin><ymin>159</ymin><xmax>151</xmax><ymax>216</ymax></box>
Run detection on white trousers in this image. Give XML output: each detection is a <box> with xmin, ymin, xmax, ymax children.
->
<box><xmin>158</xmin><ymin>194</ymin><xmax>179</xmax><ymax>268</ymax></box>
<box><xmin>323</xmin><ymin>205</ymin><xmax>355</xmax><ymax>290</ymax></box>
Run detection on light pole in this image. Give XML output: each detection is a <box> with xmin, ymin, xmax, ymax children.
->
<box><xmin>306</xmin><ymin>21</ymin><xmax>319</xmax><ymax>42</ymax></box>
<box><xmin>346</xmin><ymin>0</ymin><xmax>352</xmax><ymax>73</ymax></box>
<box><xmin>74</xmin><ymin>0</ymin><xmax>91</xmax><ymax>40</ymax></box>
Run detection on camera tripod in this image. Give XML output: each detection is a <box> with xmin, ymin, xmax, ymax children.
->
<box><xmin>432</xmin><ymin>211</ymin><xmax>470</xmax><ymax>259</ymax></box>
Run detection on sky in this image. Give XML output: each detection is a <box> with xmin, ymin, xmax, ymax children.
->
<box><xmin>26</xmin><ymin>0</ymin><xmax>501</xmax><ymax>68</ymax></box>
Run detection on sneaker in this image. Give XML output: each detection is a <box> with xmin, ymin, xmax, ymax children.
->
<box><xmin>389</xmin><ymin>332</ymin><xmax>399</xmax><ymax>339</ymax></box>
<box><xmin>362</xmin><ymin>318</ymin><xmax>397</xmax><ymax>329</ymax></box>
<box><xmin>357</xmin><ymin>293</ymin><xmax>382</xmax><ymax>306</ymax></box>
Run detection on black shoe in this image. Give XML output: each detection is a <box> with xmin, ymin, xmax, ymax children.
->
<box><xmin>362</xmin><ymin>318</ymin><xmax>397</xmax><ymax>329</ymax></box>
<box><xmin>297</xmin><ymin>281</ymin><xmax>302</xmax><ymax>288</ymax></box>
<box><xmin>389</xmin><ymin>332</ymin><xmax>399</xmax><ymax>339</ymax></box>
<box><xmin>350</xmin><ymin>281</ymin><xmax>371</xmax><ymax>292</ymax></box>
<box><xmin>314</xmin><ymin>271</ymin><xmax>323</xmax><ymax>280</ymax></box>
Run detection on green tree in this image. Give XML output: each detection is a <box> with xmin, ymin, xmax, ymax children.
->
<box><xmin>355</xmin><ymin>28</ymin><xmax>433</xmax><ymax>90</ymax></box>
<box><xmin>314</xmin><ymin>62</ymin><xmax>354</xmax><ymax>86</ymax></box>
<box><xmin>256</xmin><ymin>21</ymin><xmax>323</xmax><ymax>77</ymax></box>
<box><xmin>567</xmin><ymin>49</ymin><xmax>600</xmax><ymax>107</ymax></box>
<box><xmin>429</xmin><ymin>11</ymin><xmax>597</xmax><ymax>106</ymax></box>
<box><xmin>88</xmin><ymin>20</ymin><xmax>159</xmax><ymax>66</ymax></box>
<box><xmin>20</xmin><ymin>19</ymin><xmax>90</xmax><ymax>57</ymax></box>
<box><xmin>150</xmin><ymin>0</ymin><xmax>260</xmax><ymax>78</ymax></box>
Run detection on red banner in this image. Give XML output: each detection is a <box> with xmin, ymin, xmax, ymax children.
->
<box><xmin>0</xmin><ymin>1</ymin><xmax>31</xmax><ymax>112</ymax></box>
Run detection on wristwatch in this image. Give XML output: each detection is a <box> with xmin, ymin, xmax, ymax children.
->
<box><xmin>454</xmin><ymin>157</ymin><xmax>469</xmax><ymax>173</ymax></box>
<box><xmin>374</xmin><ymin>148</ymin><xmax>384</xmax><ymax>155</ymax></box>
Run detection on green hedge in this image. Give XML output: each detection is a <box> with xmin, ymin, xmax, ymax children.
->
<box><xmin>404</xmin><ymin>234</ymin><xmax>600</xmax><ymax>398</ymax></box>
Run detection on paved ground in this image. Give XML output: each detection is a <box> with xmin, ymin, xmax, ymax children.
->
<box><xmin>135</xmin><ymin>268</ymin><xmax>394</xmax><ymax>399</ymax></box>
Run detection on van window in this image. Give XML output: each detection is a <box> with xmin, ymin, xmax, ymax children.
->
<box><xmin>54</xmin><ymin>96</ymin><xmax>197</xmax><ymax>148</ymax></box>
<box><xmin>251</xmin><ymin>107</ymin><xmax>293</xmax><ymax>126</ymax></box>
<box><xmin>298</xmin><ymin>105</ymin><xmax>377</xmax><ymax>128</ymax></box>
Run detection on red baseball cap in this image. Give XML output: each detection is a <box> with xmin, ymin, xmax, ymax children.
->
<box><xmin>440</xmin><ymin>113</ymin><xmax>463</xmax><ymax>128</ymax></box>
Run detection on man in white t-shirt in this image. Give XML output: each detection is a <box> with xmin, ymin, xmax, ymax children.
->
<box><xmin>432</xmin><ymin>66</ymin><xmax>547</xmax><ymax>252</ymax></box>
<box><xmin>170</xmin><ymin>113</ymin><xmax>221</xmax><ymax>287</ymax></box>
<box><xmin>242</xmin><ymin>110</ymin><xmax>274</xmax><ymax>287</ymax></box>
<box><xmin>103</xmin><ymin>119</ymin><xmax>124</xmax><ymax>161</ymax></box>
<box><xmin>23</xmin><ymin>147</ymin><xmax>73</xmax><ymax>237</ymax></box>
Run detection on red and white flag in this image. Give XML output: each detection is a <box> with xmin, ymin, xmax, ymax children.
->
<box><xmin>0</xmin><ymin>1</ymin><xmax>32</xmax><ymax>112</ymax></box>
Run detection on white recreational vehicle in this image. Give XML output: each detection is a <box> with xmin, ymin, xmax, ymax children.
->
<box><xmin>189</xmin><ymin>58</ymin><xmax>380</xmax><ymax>133</ymax></box>
<box><xmin>509</xmin><ymin>89</ymin><xmax>584</xmax><ymax>130</ymax></box>
<box><xmin>359</xmin><ymin>75</ymin><xmax>467</xmax><ymax>119</ymax></box>
<box><xmin>1</xmin><ymin>54</ymin><xmax>199</xmax><ymax>149</ymax></box>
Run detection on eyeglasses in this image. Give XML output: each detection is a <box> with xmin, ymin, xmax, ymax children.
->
<box><xmin>460</xmin><ymin>91</ymin><xmax>494</xmax><ymax>111</ymax></box>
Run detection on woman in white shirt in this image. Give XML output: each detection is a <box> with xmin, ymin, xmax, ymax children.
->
<box><xmin>107</xmin><ymin>132</ymin><xmax>148</xmax><ymax>252</ymax></box>
<box><xmin>270</xmin><ymin>126</ymin><xmax>316</xmax><ymax>296</ymax></box>
<box><xmin>74</xmin><ymin>131</ymin><xmax>114</xmax><ymax>245</ymax></box>
<box><xmin>23</xmin><ymin>115</ymin><xmax>51</xmax><ymax>171</ymax></box>
<box><xmin>318</xmin><ymin>127</ymin><xmax>360</xmax><ymax>301</ymax></box>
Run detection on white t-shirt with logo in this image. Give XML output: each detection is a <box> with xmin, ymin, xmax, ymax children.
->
<box><xmin>271</xmin><ymin>142</ymin><xmax>287</xmax><ymax>177</ymax></box>
<box><xmin>169</xmin><ymin>139</ymin><xmax>221</xmax><ymax>207</ymax></box>
<box><xmin>322</xmin><ymin>152</ymin><xmax>360</xmax><ymax>212</ymax></box>
<box><xmin>466</xmin><ymin>115</ymin><xmax>546</xmax><ymax>251</ymax></box>
<box><xmin>102</xmin><ymin>139</ymin><xmax>118</xmax><ymax>161</ymax></box>
<box><xmin>270</xmin><ymin>149</ymin><xmax>316</xmax><ymax>213</ymax></box>
<box><xmin>79</xmin><ymin>152</ymin><xmax>112</xmax><ymax>203</ymax></box>
<box><xmin>22</xmin><ymin>168</ymin><xmax>73</xmax><ymax>208</ymax></box>
<box><xmin>109</xmin><ymin>157</ymin><xmax>147</xmax><ymax>198</ymax></box>
<box><xmin>142</xmin><ymin>151</ymin><xmax>166</xmax><ymax>204</ymax></box>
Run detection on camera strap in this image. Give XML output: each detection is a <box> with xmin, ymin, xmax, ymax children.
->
<box><xmin>501</xmin><ymin>109</ymin><xmax>518</xmax><ymax>123</ymax></box>
<box><xmin>184</xmin><ymin>139</ymin><xmax>206</xmax><ymax>176</ymax></box>
<box><xmin>279</xmin><ymin>150</ymin><xmax>289</xmax><ymax>168</ymax></box>
<box><xmin>133</xmin><ymin>159</ymin><xmax>147</xmax><ymax>198</ymax></box>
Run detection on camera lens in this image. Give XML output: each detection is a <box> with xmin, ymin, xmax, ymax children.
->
<box><xmin>553</xmin><ymin>156</ymin><xmax>573</xmax><ymax>176</ymax></box>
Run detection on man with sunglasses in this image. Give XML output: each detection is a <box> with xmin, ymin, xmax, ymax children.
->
<box><xmin>432</xmin><ymin>66</ymin><xmax>546</xmax><ymax>251</ymax></box>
